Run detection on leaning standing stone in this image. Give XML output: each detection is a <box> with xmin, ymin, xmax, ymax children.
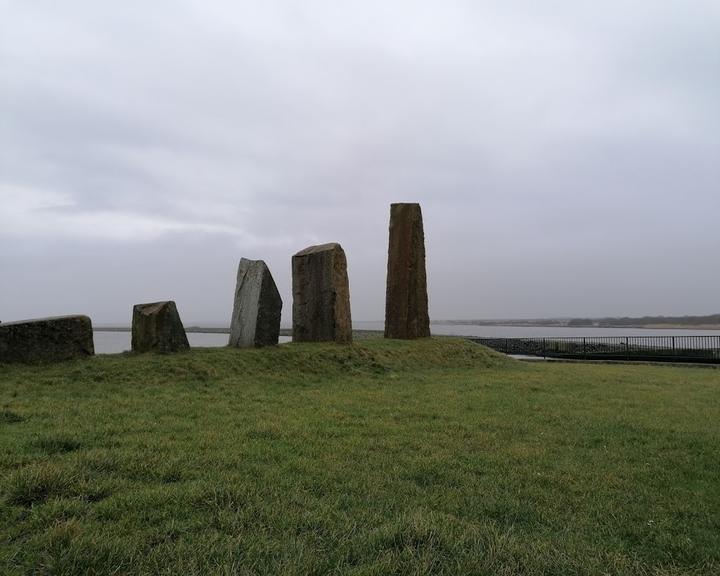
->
<box><xmin>292</xmin><ymin>243</ymin><xmax>352</xmax><ymax>343</ymax></box>
<box><xmin>131</xmin><ymin>301</ymin><xmax>190</xmax><ymax>353</ymax></box>
<box><xmin>229</xmin><ymin>258</ymin><xmax>282</xmax><ymax>347</ymax></box>
<box><xmin>0</xmin><ymin>315</ymin><xmax>95</xmax><ymax>363</ymax></box>
<box><xmin>385</xmin><ymin>203</ymin><xmax>430</xmax><ymax>339</ymax></box>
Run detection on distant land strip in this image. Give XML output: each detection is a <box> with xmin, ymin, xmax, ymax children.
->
<box><xmin>435</xmin><ymin>313</ymin><xmax>720</xmax><ymax>330</ymax></box>
<box><xmin>95</xmin><ymin>314</ymin><xmax>720</xmax><ymax>333</ymax></box>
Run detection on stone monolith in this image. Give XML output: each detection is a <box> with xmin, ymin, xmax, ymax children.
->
<box><xmin>385</xmin><ymin>203</ymin><xmax>430</xmax><ymax>339</ymax></box>
<box><xmin>229</xmin><ymin>258</ymin><xmax>282</xmax><ymax>347</ymax></box>
<box><xmin>292</xmin><ymin>243</ymin><xmax>352</xmax><ymax>343</ymax></box>
<box><xmin>131</xmin><ymin>301</ymin><xmax>190</xmax><ymax>353</ymax></box>
<box><xmin>0</xmin><ymin>315</ymin><xmax>95</xmax><ymax>363</ymax></box>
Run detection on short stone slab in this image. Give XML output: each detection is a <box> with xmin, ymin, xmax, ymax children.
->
<box><xmin>131</xmin><ymin>301</ymin><xmax>190</xmax><ymax>353</ymax></box>
<box><xmin>229</xmin><ymin>258</ymin><xmax>282</xmax><ymax>348</ymax></box>
<box><xmin>0</xmin><ymin>315</ymin><xmax>94</xmax><ymax>363</ymax></box>
<box><xmin>385</xmin><ymin>203</ymin><xmax>430</xmax><ymax>339</ymax></box>
<box><xmin>292</xmin><ymin>243</ymin><xmax>352</xmax><ymax>343</ymax></box>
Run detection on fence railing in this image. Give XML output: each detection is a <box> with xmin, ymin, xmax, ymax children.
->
<box><xmin>471</xmin><ymin>336</ymin><xmax>720</xmax><ymax>363</ymax></box>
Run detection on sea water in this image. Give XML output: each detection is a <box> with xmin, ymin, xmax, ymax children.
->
<box><xmin>93</xmin><ymin>323</ymin><xmax>719</xmax><ymax>354</ymax></box>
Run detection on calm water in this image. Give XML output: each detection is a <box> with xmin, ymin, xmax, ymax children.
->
<box><xmin>94</xmin><ymin>332</ymin><xmax>291</xmax><ymax>354</ymax></box>
<box><xmin>94</xmin><ymin>323</ymin><xmax>719</xmax><ymax>354</ymax></box>
<box><xmin>419</xmin><ymin>324</ymin><xmax>720</xmax><ymax>339</ymax></box>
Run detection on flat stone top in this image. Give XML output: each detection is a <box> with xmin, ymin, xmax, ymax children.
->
<box><xmin>390</xmin><ymin>202</ymin><xmax>421</xmax><ymax>208</ymax></box>
<box><xmin>134</xmin><ymin>301</ymin><xmax>173</xmax><ymax>315</ymax></box>
<box><xmin>0</xmin><ymin>315</ymin><xmax>91</xmax><ymax>327</ymax></box>
<box><xmin>294</xmin><ymin>243</ymin><xmax>341</xmax><ymax>257</ymax></box>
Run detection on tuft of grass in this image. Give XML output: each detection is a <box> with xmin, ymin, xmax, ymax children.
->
<box><xmin>5</xmin><ymin>463</ymin><xmax>77</xmax><ymax>507</ymax></box>
<box><xmin>5</xmin><ymin>463</ymin><xmax>117</xmax><ymax>508</ymax></box>
<box><xmin>0</xmin><ymin>338</ymin><xmax>718</xmax><ymax>575</ymax></box>
<box><xmin>0</xmin><ymin>409</ymin><xmax>24</xmax><ymax>424</ymax></box>
<box><xmin>32</xmin><ymin>435</ymin><xmax>83</xmax><ymax>455</ymax></box>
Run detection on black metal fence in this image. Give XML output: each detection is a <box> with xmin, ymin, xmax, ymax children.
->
<box><xmin>471</xmin><ymin>336</ymin><xmax>720</xmax><ymax>364</ymax></box>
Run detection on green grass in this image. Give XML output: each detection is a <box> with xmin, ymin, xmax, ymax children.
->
<box><xmin>0</xmin><ymin>338</ymin><xmax>718</xmax><ymax>575</ymax></box>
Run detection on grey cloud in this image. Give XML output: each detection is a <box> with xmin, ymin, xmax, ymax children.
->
<box><xmin>1</xmin><ymin>0</ymin><xmax>719</xmax><ymax>323</ymax></box>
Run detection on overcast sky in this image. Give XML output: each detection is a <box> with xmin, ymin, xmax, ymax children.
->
<box><xmin>1</xmin><ymin>1</ymin><xmax>719</xmax><ymax>325</ymax></box>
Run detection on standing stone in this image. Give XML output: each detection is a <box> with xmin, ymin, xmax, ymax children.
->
<box><xmin>292</xmin><ymin>243</ymin><xmax>352</xmax><ymax>343</ymax></box>
<box><xmin>229</xmin><ymin>258</ymin><xmax>282</xmax><ymax>347</ymax></box>
<box><xmin>385</xmin><ymin>203</ymin><xmax>430</xmax><ymax>339</ymax></box>
<box><xmin>0</xmin><ymin>315</ymin><xmax>94</xmax><ymax>363</ymax></box>
<box><xmin>131</xmin><ymin>301</ymin><xmax>190</xmax><ymax>353</ymax></box>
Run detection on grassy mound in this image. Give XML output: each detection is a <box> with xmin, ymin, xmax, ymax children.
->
<box><xmin>0</xmin><ymin>337</ymin><xmax>511</xmax><ymax>392</ymax></box>
<box><xmin>5</xmin><ymin>334</ymin><xmax>507</xmax><ymax>370</ymax></box>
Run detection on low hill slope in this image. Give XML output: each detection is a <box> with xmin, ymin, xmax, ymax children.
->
<box><xmin>0</xmin><ymin>336</ymin><xmax>511</xmax><ymax>384</ymax></box>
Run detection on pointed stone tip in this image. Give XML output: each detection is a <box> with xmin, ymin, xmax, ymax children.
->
<box><xmin>239</xmin><ymin>257</ymin><xmax>266</xmax><ymax>266</ymax></box>
<box><xmin>389</xmin><ymin>203</ymin><xmax>424</xmax><ymax>219</ymax></box>
<box><xmin>0</xmin><ymin>315</ymin><xmax>92</xmax><ymax>327</ymax></box>
<box><xmin>238</xmin><ymin>258</ymin><xmax>269</xmax><ymax>277</ymax></box>
<box><xmin>294</xmin><ymin>243</ymin><xmax>342</xmax><ymax>257</ymax></box>
<box><xmin>134</xmin><ymin>301</ymin><xmax>175</xmax><ymax>315</ymax></box>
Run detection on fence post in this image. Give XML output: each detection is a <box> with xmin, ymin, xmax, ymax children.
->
<box><xmin>583</xmin><ymin>337</ymin><xmax>587</xmax><ymax>360</ymax></box>
<box><xmin>672</xmin><ymin>336</ymin><xmax>676</xmax><ymax>356</ymax></box>
<box><xmin>625</xmin><ymin>337</ymin><xmax>629</xmax><ymax>360</ymax></box>
<box><xmin>542</xmin><ymin>338</ymin><xmax>546</xmax><ymax>359</ymax></box>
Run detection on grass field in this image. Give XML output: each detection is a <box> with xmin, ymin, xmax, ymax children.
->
<box><xmin>1</xmin><ymin>339</ymin><xmax>718</xmax><ymax>575</ymax></box>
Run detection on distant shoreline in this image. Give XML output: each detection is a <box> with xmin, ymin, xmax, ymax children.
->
<box><xmin>95</xmin><ymin>323</ymin><xmax>720</xmax><ymax>333</ymax></box>
<box><xmin>434</xmin><ymin>314</ymin><xmax>720</xmax><ymax>330</ymax></box>
<box><xmin>434</xmin><ymin>321</ymin><xmax>720</xmax><ymax>330</ymax></box>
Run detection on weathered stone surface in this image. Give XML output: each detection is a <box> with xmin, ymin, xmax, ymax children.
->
<box><xmin>385</xmin><ymin>203</ymin><xmax>430</xmax><ymax>339</ymax></box>
<box><xmin>229</xmin><ymin>258</ymin><xmax>282</xmax><ymax>347</ymax></box>
<box><xmin>292</xmin><ymin>243</ymin><xmax>352</xmax><ymax>343</ymax></box>
<box><xmin>131</xmin><ymin>301</ymin><xmax>189</xmax><ymax>353</ymax></box>
<box><xmin>0</xmin><ymin>315</ymin><xmax>94</xmax><ymax>363</ymax></box>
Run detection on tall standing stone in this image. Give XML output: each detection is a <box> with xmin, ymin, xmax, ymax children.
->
<box><xmin>292</xmin><ymin>243</ymin><xmax>352</xmax><ymax>343</ymax></box>
<box><xmin>385</xmin><ymin>203</ymin><xmax>430</xmax><ymax>339</ymax></box>
<box><xmin>131</xmin><ymin>301</ymin><xmax>190</xmax><ymax>353</ymax></box>
<box><xmin>0</xmin><ymin>315</ymin><xmax>94</xmax><ymax>363</ymax></box>
<box><xmin>229</xmin><ymin>258</ymin><xmax>282</xmax><ymax>348</ymax></box>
